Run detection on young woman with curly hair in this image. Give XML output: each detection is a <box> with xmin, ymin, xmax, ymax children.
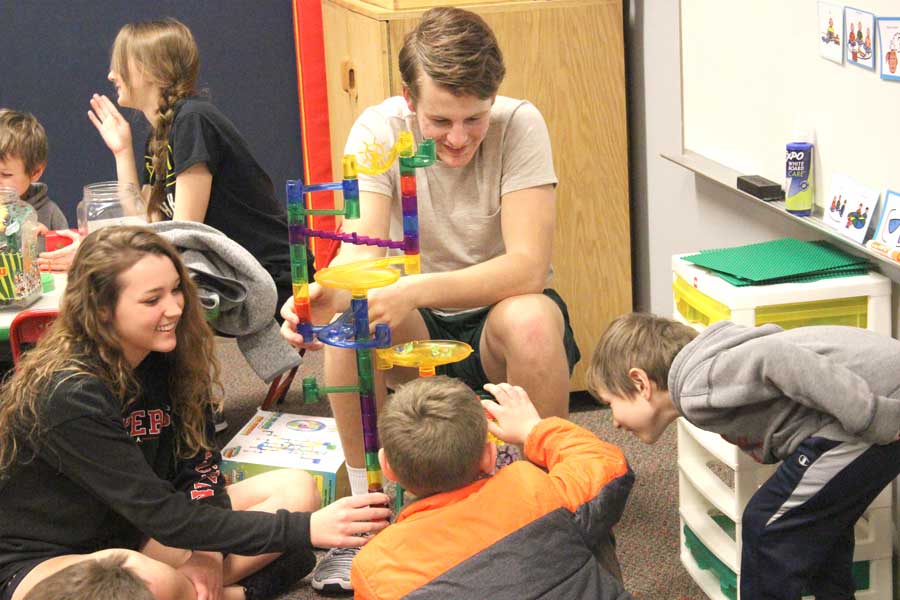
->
<box><xmin>0</xmin><ymin>227</ymin><xmax>388</xmax><ymax>600</ymax></box>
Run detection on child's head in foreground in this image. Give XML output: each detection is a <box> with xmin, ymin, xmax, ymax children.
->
<box><xmin>379</xmin><ymin>376</ymin><xmax>494</xmax><ymax>498</ymax></box>
<box><xmin>587</xmin><ymin>313</ymin><xmax>697</xmax><ymax>444</ymax></box>
<box><xmin>0</xmin><ymin>109</ymin><xmax>47</xmax><ymax>198</ymax></box>
<box><xmin>22</xmin><ymin>553</ymin><xmax>154</xmax><ymax>600</ymax></box>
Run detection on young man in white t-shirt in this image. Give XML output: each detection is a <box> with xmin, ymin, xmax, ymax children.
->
<box><xmin>281</xmin><ymin>7</ymin><xmax>582</xmax><ymax>593</ymax></box>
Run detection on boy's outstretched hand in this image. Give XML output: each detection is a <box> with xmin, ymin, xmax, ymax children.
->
<box><xmin>481</xmin><ymin>383</ymin><xmax>542</xmax><ymax>446</ymax></box>
<box><xmin>309</xmin><ymin>492</ymin><xmax>391</xmax><ymax>548</ymax></box>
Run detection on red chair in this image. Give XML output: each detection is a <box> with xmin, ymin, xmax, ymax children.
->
<box><xmin>261</xmin><ymin>350</ymin><xmax>304</xmax><ymax>411</ymax></box>
<box><xmin>9</xmin><ymin>308</ymin><xmax>59</xmax><ymax>366</ymax></box>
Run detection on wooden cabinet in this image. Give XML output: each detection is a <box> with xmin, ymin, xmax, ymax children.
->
<box><xmin>321</xmin><ymin>0</ymin><xmax>631</xmax><ymax>390</ymax></box>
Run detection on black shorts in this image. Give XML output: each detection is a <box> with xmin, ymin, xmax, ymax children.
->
<box><xmin>0</xmin><ymin>558</ymin><xmax>45</xmax><ymax>600</ymax></box>
<box><xmin>418</xmin><ymin>288</ymin><xmax>580</xmax><ymax>391</ymax></box>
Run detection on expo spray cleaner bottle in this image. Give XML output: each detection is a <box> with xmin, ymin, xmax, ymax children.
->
<box><xmin>785</xmin><ymin>128</ymin><xmax>815</xmax><ymax>216</ymax></box>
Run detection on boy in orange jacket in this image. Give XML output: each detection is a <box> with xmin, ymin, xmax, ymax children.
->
<box><xmin>351</xmin><ymin>377</ymin><xmax>634</xmax><ymax>599</ymax></box>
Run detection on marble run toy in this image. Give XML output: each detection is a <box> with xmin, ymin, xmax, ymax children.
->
<box><xmin>286</xmin><ymin>132</ymin><xmax>472</xmax><ymax>499</ymax></box>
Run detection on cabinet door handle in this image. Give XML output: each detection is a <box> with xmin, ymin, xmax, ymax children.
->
<box><xmin>341</xmin><ymin>57</ymin><xmax>358</xmax><ymax>101</ymax></box>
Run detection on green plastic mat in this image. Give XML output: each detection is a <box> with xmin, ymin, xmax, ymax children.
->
<box><xmin>715</xmin><ymin>266</ymin><xmax>870</xmax><ymax>287</ymax></box>
<box><xmin>684</xmin><ymin>239</ymin><xmax>871</xmax><ymax>286</ymax></box>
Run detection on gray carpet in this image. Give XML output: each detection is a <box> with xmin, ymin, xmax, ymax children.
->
<box><xmin>215</xmin><ymin>338</ymin><xmax>705</xmax><ymax>600</ymax></box>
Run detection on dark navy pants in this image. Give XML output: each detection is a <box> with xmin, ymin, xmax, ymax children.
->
<box><xmin>740</xmin><ymin>437</ymin><xmax>900</xmax><ymax>600</ymax></box>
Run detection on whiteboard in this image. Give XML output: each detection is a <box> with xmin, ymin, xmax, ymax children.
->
<box><xmin>681</xmin><ymin>0</ymin><xmax>900</xmax><ymax>211</ymax></box>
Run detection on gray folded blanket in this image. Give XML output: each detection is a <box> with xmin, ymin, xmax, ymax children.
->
<box><xmin>149</xmin><ymin>221</ymin><xmax>301</xmax><ymax>383</ymax></box>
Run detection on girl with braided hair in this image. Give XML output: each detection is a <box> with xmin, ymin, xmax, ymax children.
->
<box><xmin>81</xmin><ymin>18</ymin><xmax>305</xmax><ymax>317</ymax></box>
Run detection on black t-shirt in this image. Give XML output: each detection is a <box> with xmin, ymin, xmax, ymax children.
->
<box><xmin>141</xmin><ymin>98</ymin><xmax>298</xmax><ymax>303</ymax></box>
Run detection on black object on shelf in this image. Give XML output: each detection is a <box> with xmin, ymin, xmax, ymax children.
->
<box><xmin>737</xmin><ymin>175</ymin><xmax>785</xmax><ymax>201</ymax></box>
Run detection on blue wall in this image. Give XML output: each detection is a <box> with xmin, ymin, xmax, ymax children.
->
<box><xmin>0</xmin><ymin>1</ymin><xmax>303</xmax><ymax>225</ymax></box>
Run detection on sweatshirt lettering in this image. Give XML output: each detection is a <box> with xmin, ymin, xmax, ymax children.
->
<box><xmin>190</xmin><ymin>450</ymin><xmax>222</xmax><ymax>500</ymax></box>
<box><xmin>123</xmin><ymin>409</ymin><xmax>172</xmax><ymax>439</ymax></box>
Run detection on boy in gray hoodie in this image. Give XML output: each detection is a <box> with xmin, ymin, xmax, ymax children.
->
<box><xmin>588</xmin><ymin>312</ymin><xmax>900</xmax><ymax>600</ymax></box>
<box><xmin>0</xmin><ymin>109</ymin><xmax>68</xmax><ymax>230</ymax></box>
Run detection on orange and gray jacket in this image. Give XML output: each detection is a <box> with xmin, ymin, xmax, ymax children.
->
<box><xmin>352</xmin><ymin>417</ymin><xmax>635</xmax><ymax>599</ymax></box>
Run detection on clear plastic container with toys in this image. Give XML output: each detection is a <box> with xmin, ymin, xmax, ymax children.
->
<box><xmin>76</xmin><ymin>181</ymin><xmax>147</xmax><ymax>237</ymax></box>
<box><xmin>0</xmin><ymin>186</ymin><xmax>42</xmax><ymax>308</ymax></box>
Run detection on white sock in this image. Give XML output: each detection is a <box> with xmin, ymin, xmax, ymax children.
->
<box><xmin>347</xmin><ymin>465</ymin><xmax>370</xmax><ymax>496</ymax></box>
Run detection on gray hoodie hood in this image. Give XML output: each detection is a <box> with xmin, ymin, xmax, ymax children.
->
<box><xmin>22</xmin><ymin>183</ymin><xmax>69</xmax><ymax>230</ymax></box>
<box><xmin>669</xmin><ymin>321</ymin><xmax>900</xmax><ymax>463</ymax></box>
<box><xmin>22</xmin><ymin>183</ymin><xmax>50</xmax><ymax>211</ymax></box>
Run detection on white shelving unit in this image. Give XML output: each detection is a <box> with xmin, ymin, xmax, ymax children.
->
<box><xmin>679</xmin><ymin>419</ymin><xmax>894</xmax><ymax>600</ymax></box>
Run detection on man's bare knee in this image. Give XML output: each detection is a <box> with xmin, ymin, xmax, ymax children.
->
<box><xmin>484</xmin><ymin>296</ymin><xmax>564</xmax><ymax>362</ymax></box>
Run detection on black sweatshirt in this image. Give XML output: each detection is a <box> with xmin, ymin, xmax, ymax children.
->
<box><xmin>0</xmin><ymin>352</ymin><xmax>311</xmax><ymax>585</ymax></box>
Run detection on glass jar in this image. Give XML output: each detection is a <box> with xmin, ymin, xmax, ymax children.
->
<box><xmin>0</xmin><ymin>186</ymin><xmax>42</xmax><ymax>307</ymax></box>
<box><xmin>76</xmin><ymin>181</ymin><xmax>147</xmax><ymax>237</ymax></box>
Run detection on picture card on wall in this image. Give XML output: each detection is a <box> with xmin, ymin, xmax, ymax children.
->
<box><xmin>878</xmin><ymin>17</ymin><xmax>900</xmax><ymax>81</ymax></box>
<box><xmin>845</xmin><ymin>7</ymin><xmax>875</xmax><ymax>70</ymax></box>
<box><xmin>819</xmin><ymin>1</ymin><xmax>845</xmax><ymax>64</ymax></box>
<box><xmin>824</xmin><ymin>174</ymin><xmax>880</xmax><ymax>244</ymax></box>
<box><xmin>871</xmin><ymin>189</ymin><xmax>900</xmax><ymax>251</ymax></box>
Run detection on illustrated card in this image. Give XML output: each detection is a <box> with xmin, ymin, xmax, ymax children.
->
<box><xmin>824</xmin><ymin>173</ymin><xmax>851</xmax><ymax>233</ymax></box>
<box><xmin>845</xmin><ymin>7</ymin><xmax>876</xmax><ymax>70</ymax></box>
<box><xmin>819</xmin><ymin>2</ymin><xmax>845</xmax><ymax>64</ymax></box>
<box><xmin>824</xmin><ymin>173</ymin><xmax>880</xmax><ymax>244</ymax></box>
<box><xmin>878</xmin><ymin>17</ymin><xmax>900</xmax><ymax>81</ymax></box>
<box><xmin>871</xmin><ymin>189</ymin><xmax>900</xmax><ymax>251</ymax></box>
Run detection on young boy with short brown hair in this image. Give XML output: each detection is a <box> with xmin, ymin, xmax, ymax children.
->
<box><xmin>351</xmin><ymin>376</ymin><xmax>633</xmax><ymax>599</ymax></box>
<box><xmin>22</xmin><ymin>553</ymin><xmax>153</xmax><ymax>600</ymax></box>
<box><xmin>589</xmin><ymin>313</ymin><xmax>900</xmax><ymax>600</ymax></box>
<box><xmin>0</xmin><ymin>109</ymin><xmax>68</xmax><ymax>229</ymax></box>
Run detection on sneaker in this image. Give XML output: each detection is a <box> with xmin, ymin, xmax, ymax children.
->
<box><xmin>213</xmin><ymin>409</ymin><xmax>228</xmax><ymax>433</ymax></box>
<box><xmin>311</xmin><ymin>547</ymin><xmax>357</xmax><ymax>594</ymax></box>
